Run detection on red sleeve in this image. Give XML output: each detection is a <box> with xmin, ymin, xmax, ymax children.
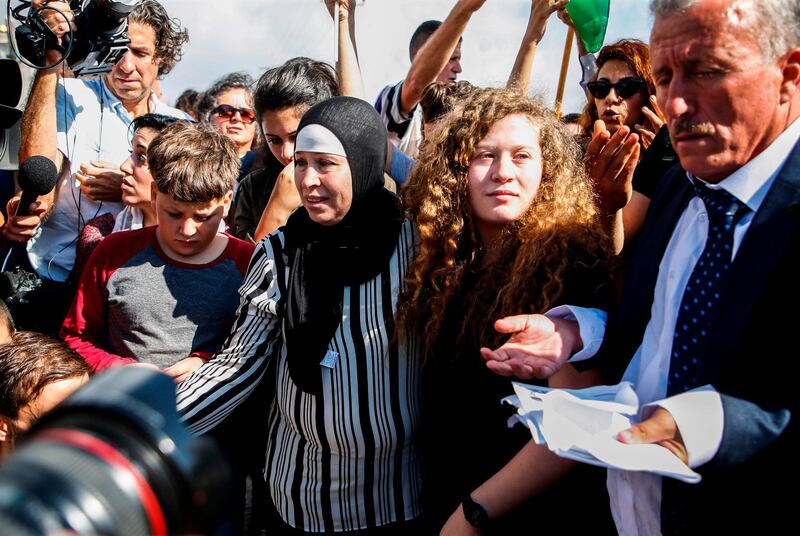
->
<box><xmin>225</xmin><ymin>234</ymin><xmax>257</xmax><ymax>276</ymax></box>
<box><xmin>61</xmin><ymin>230</ymin><xmax>148</xmax><ymax>372</ymax></box>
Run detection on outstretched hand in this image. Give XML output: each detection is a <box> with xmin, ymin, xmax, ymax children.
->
<box><xmin>617</xmin><ymin>407</ymin><xmax>689</xmax><ymax>465</ymax></box>
<box><xmin>481</xmin><ymin>314</ymin><xmax>581</xmax><ymax>380</ymax></box>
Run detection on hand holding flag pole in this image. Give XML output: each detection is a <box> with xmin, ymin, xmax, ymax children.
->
<box><xmin>555</xmin><ymin>0</ymin><xmax>610</xmax><ymax>116</ymax></box>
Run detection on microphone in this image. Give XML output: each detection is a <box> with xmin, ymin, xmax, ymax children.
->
<box><xmin>16</xmin><ymin>155</ymin><xmax>58</xmax><ymax>217</ymax></box>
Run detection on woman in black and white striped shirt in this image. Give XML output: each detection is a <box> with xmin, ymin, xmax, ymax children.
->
<box><xmin>176</xmin><ymin>97</ymin><xmax>423</xmax><ymax>535</ymax></box>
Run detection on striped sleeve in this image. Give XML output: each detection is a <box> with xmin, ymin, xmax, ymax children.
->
<box><xmin>374</xmin><ymin>81</ymin><xmax>416</xmax><ymax>142</ymax></box>
<box><xmin>176</xmin><ymin>233</ymin><xmax>286</xmax><ymax>435</ymax></box>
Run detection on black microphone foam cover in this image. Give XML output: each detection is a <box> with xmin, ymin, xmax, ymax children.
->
<box><xmin>18</xmin><ymin>155</ymin><xmax>58</xmax><ymax>196</ymax></box>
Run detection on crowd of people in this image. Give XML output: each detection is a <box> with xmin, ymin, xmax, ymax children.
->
<box><xmin>0</xmin><ymin>0</ymin><xmax>798</xmax><ymax>534</ymax></box>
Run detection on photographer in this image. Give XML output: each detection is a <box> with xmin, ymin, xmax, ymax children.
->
<box><xmin>2</xmin><ymin>0</ymin><xmax>188</xmax><ymax>332</ymax></box>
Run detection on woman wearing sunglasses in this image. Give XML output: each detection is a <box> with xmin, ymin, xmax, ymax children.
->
<box><xmin>201</xmin><ymin>73</ymin><xmax>260</xmax><ymax>177</ymax></box>
<box><xmin>578</xmin><ymin>39</ymin><xmax>662</xmax><ymax>146</ymax></box>
<box><xmin>574</xmin><ymin>39</ymin><xmax>675</xmax><ymax>253</ymax></box>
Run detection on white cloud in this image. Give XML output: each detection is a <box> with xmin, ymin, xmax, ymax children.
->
<box><xmin>160</xmin><ymin>0</ymin><xmax>652</xmax><ymax>114</ymax></box>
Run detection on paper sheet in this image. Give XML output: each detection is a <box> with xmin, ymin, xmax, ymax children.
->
<box><xmin>504</xmin><ymin>382</ymin><xmax>701</xmax><ymax>484</ymax></box>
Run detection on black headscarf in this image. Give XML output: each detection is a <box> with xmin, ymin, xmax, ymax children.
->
<box><xmin>283</xmin><ymin>97</ymin><xmax>403</xmax><ymax>395</ymax></box>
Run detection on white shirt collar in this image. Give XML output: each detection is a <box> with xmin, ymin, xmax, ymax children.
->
<box><xmin>688</xmin><ymin>115</ymin><xmax>800</xmax><ymax>213</ymax></box>
<box><xmin>100</xmin><ymin>76</ymin><xmax>160</xmax><ymax>116</ymax></box>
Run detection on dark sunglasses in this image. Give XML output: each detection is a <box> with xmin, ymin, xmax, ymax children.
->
<box><xmin>586</xmin><ymin>77</ymin><xmax>646</xmax><ymax>99</ymax></box>
<box><xmin>210</xmin><ymin>104</ymin><xmax>256</xmax><ymax>124</ymax></box>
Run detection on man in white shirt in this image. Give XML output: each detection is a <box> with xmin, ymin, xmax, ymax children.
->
<box><xmin>2</xmin><ymin>0</ymin><xmax>188</xmax><ymax>332</ymax></box>
<box><xmin>482</xmin><ymin>0</ymin><xmax>800</xmax><ymax>533</ymax></box>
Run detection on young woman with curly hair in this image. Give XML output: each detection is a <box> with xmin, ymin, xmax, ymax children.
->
<box><xmin>401</xmin><ymin>87</ymin><xmax>615</xmax><ymax>534</ymax></box>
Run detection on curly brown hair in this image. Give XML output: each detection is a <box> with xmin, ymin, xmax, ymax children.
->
<box><xmin>401</xmin><ymin>88</ymin><xmax>612</xmax><ymax>355</ymax></box>
<box><xmin>129</xmin><ymin>0</ymin><xmax>189</xmax><ymax>77</ymax></box>
<box><xmin>578</xmin><ymin>39</ymin><xmax>656</xmax><ymax>137</ymax></box>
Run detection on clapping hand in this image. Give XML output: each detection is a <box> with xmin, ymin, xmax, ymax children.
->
<box><xmin>585</xmin><ymin>120</ymin><xmax>640</xmax><ymax>215</ymax></box>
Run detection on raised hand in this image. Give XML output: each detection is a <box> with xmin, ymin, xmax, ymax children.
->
<box><xmin>30</xmin><ymin>0</ymin><xmax>76</xmax><ymax>45</ymax></box>
<box><xmin>325</xmin><ymin>0</ymin><xmax>355</xmax><ymax>21</ymax></box>
<box><xmin>585</xmin><ymin>120</ymin><xmax>640</xmax><ymax>215</ymax></box>
<box><xmin>459</xmin><ymin>0</ymin><xmax>489</xmax><ymax>14</ymax></box>
<box><xmin>529</xmin><ymin>0</ymin><xmax>571</xmax><ymax>43</ymax></box>
<box><xmin>634</xmin><ymin>95</ymin><xmax>667</xmax><ymax>150</ymax></box>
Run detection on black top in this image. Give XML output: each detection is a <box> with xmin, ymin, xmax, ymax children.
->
<box><xmin>421</xmin><ymin>257</ymin><xmax>616</xmax><ymax>534</ymax></box>
<box><xmin>232</xmin><ymin>154</ymin><xmax>283</xmax><ymax>241</ymax></box>
<box><xmin>632</xmin><ymin>125</ymin><xmax>679</xmax><ymax>199</ymax></box>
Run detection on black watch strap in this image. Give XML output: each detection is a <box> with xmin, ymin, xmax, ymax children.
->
<box><xmin>461</xmin><ymin>494</ymin><xmax>490</xmax><ymax>528</ymax></box>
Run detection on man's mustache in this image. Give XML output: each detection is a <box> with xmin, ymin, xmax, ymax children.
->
<box><xmin>671</xmin><ymin>118</ymin><xmax>716</xmax><ymax>137</ymax></box>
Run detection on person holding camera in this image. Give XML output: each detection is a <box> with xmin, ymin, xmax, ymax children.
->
<box><xmin>2</xmin><ymin>0</ymin><xmax>189</xmax><ymax>333</ymax></box>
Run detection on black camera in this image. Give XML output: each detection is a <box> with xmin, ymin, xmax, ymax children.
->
<box><xmin>12</xmin><ymin>0</ymin><xmax>139</xmax><ymax>76</ymax></box>
<box><xmin>0</xmin><ymin>367</ymin><xmax>232</xmax><ymax>535</ymax></box>
<box><xmin>0</xmin><ymin>58</ymin><xmax>22</xmax><ymax>170</ymax></box>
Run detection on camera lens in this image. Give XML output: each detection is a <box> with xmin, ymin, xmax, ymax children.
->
<box><xmin>0</xmin><ymin>368</ymin><xmax>231</xmax><ymax>535</ymax></box>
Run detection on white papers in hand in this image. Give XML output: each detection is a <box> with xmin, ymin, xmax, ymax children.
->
<box><xmin>504</xmin><ymin>382</ymin><xmax>701</xmax><ymax>484</ymax></box>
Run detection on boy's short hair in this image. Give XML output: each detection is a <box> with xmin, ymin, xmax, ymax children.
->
<box><xmin>147</xmin><ymin>121</ymin><xmax>239</xmax><ymax>203</ymax></box>
<box><xmin>0</xmin><ymin>331</ymin><xmax>89</xmax><ymax>421</ymax></box>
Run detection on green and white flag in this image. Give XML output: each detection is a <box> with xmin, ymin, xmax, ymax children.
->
<box><xmin>566</xmin><ymin>0</ymin><xmax>611</xmax><ymax>53</ymax></box>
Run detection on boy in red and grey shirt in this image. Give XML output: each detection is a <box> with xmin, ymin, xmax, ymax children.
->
<box><xmin>61</xmin><ymin>122</ymin><xmax>255</xmax><ymax>381</ymax></box>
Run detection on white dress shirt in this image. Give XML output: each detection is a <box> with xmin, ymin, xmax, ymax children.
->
<box><xmin>607</xmin><ymin>116</ymin><xmax>800</xmax><ymax>535</ymax></box>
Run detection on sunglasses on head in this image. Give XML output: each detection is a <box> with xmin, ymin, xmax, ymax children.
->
<box><xmin>210</xmin><ymin>104</ymin><xmax>256</xmax><ymax>124</ymax></box>
<box><xmin>586</xmin><ymin>77</ymin><xmax>646</xmax><ymax>99</ymax></box>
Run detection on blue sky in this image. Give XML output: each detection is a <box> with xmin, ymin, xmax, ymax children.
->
<box><xmin>160</xmin><ymin>0</ymin><xmax>652</xmax><ymax>114</ymax></box>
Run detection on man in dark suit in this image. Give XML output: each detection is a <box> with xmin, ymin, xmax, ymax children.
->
<box><xmin>482</xmin><ymin>0</ymin><xmax>800</xmax><ymax>533</ymax></box>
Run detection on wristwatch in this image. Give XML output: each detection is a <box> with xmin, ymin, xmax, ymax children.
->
<box><xmin>461</xmin><ymin>493</ymin><xmax>490</xmax><ymax>528</ymax></box>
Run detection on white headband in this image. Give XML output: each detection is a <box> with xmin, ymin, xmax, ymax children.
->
<box><xmin>295</xmin><ymin>124</ymin><xmax>347</xmax><ymax>157</ymax></box>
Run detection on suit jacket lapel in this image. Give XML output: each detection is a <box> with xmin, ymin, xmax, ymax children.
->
<box><xmin>704</xmin><ymin>140</ymin><xmax>800</xmax><ymax>378</ymax></box>
<box><xmin>620</xmin><ymin>166</ymin><xmax>693</xmax><ymax>351</ymax></box>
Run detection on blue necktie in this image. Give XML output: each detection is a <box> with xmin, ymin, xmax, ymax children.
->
<box><xmin>667</xmin><ymin>183</ymin><xmax>750</xmax><ymax>396</ymax></box>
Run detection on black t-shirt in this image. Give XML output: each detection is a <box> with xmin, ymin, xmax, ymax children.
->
<box><xmin>420</xmin><ymin>257</ymin><xmax>616</xmax><ymax>534</ymax></box>
<box><xmin>632</xmin><ymin>125</ymin><xmax>680</xmax><ymax>199</ymax></box>
<box><xmin>232</xmin><ymin>152</ymin><xmax>284</xmax><ymax>241</ymax></box>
